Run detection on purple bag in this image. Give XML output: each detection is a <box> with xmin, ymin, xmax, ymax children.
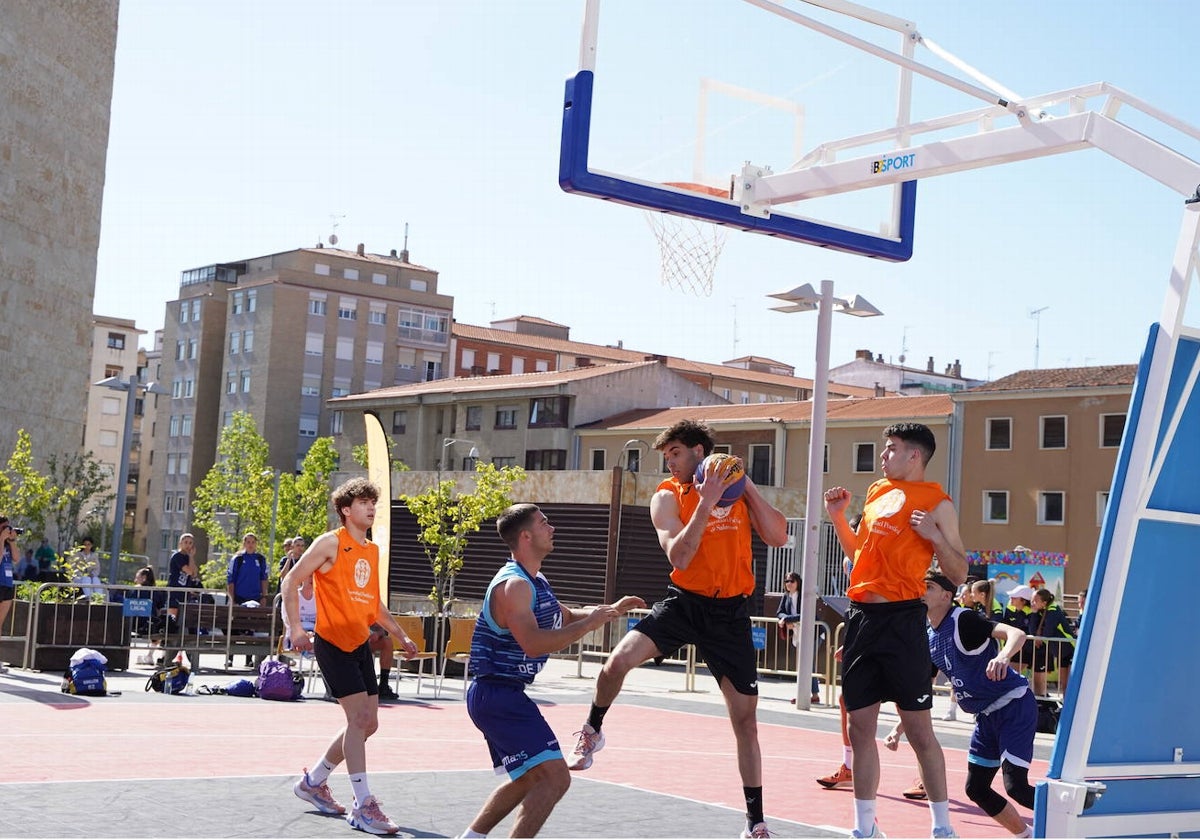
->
<box><xmin>256</xmin><ymin>659</ymin><xmax>302</xmax><ymax>701</ymax></box>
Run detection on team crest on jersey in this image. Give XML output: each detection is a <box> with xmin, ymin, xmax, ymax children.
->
<box><xmin>710</xmin><ymin>504</ymin><xmax>733</xmax><ymax>521</ymax></box>
<box><xmin>867</xmin><ymin>487</ymin><xmax>906</xmax><ymax>519</ymax></box>
<box><xmin>354</xmin><ymin>557</ymin><xmax>371</xmax><ymax>588</ymax></box>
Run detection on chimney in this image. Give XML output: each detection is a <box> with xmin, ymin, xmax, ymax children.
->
<box><xmin>874</xmin><ymin>382</ymin><xmax>885</xmax><ymax>397</ymax></box>
<box><xmin>952</xmin><ymin>359</ymin><xmax>962</xmax><ymax>378</ymax></box>
<box><xmin>389</xmin><ymin>249</ymin><xmax>398</xmax><ymax>258</ymax></box>
<box><xmin>945</xmin><ymin>364</ymin><xmax>953</xmax><ymax>375</ymax></box>
<box><xmin>855</xmin><ymin>349</ymin><xmax>872</xmax><ymax>360</ymax></box>
<box><xmin>926</xmin><ymin>356</ymin><xmax>935</xmax><ymax>373</ymax></box>
<box><xmin>356</xmin><ymin>243</ymin><xmax>365</xmax><ymax>256</ymax></box>
<box><xmin>399</xmin><ymin>249</ymin><xmax>410</xmax><ymax>262</ymax></box>
<box><xmin>876</xmin><ymin>353</ymin><xmax>884</xmax><ymax>363</ymax></box>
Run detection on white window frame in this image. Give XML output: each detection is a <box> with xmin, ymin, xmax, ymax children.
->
<box><xmin>1038</xmin><ymin>490</ymin><xmax>1066</xmax><ymax>525</ymax></box>
<box><xmin>986</xmin><ymin>417</ymin><xmax>1012</xmax><ymax>450</ymax></box>
<box><xmin>229</xmin><ymin>331</ymin><xmax>241</xmax><ymax>354</ymax></box>
<box><xmin>169</xmin><ymin>415</ymin><xmax>180</xmax><ymax>437</ymax></box>
<box><xmin>343</xmin><ymin>268</ymin><xmax>359</xmax><ymax>281</ymax></box>
<box><xmin>365</xmin><ymin>340</ymin><xmax>383</xmax><ymax>365</ymax></box>
<box><xmin>1096</xmin><ymin>490</ymin><xmax>1111</xmax><ymax>526</ymax></box>
<box><xmin>1099</xmin><ymin>413</ymin><xmax>1126</xmax><ymax>448</ymax></box>
<box><xmin>231</xmin><ymin>291</ymin><xmax>243</xmax><ymax>315</ymax></box>
<box><xmin>330</xmin><ymin>411</ymin><xmax>344</xmax><ymax>434</ymax></box>
<box><xmin>336</xmin><ymin>336</ymin><xmax>355</xmax><ymax>361</ymax></box>
<box><xmin>410</xmin><ymin>277</ymin><xmax>427</xmax><ymax>292</ymax></box>
<box><xmin>226</xmin><ymin>372</ymin><xmax>237</xmax><ymax>394</ymax></box>
<box><xmin>242</xmin><ymin>329</ymin><xmax>254</xmax><ymax>352</ymax></box>
<box><xmin>184</xmin><ymin>378</ymin><xmax>194</xmax><ymax>399</ymax></box>
<box><xmin>101</xmin><ymin>396</ymin><xmax>121</xmax><ymax>415</ymax></box>
<box><xmin>1040</xmin><ymin>415</ymin><xmax>1068</xmax><ymax>449</ymax></box>
<box><xmin>298</xmin><ymin>415</ymin><xmax>319</xmax><ymax>438</ymax></box>
<box><xmin>181</xmin><ymin>415</ymin><xmax>193</xmax><ymax>436</ymax></box>
<box><xmin>240</xmin><ymin>369</ymin><xmax>251</xmax><ymax>393</ymax></box>
<box><xmin>309</xmin><ymin>296</ymin><xmax>327</xmax><ymax>316</ymax></box>
<box><xmin>983</xmin><ymin>490</ymin><xmax>1009</xmax><ymax>524</ymax></box>
<box><xmin>305</xmin><ymin>333</ymin><xmax>324</xmax><ymax>356</ymax></box>
<box><xmin>190</xmin><ymin>299</ymin><xmax>201</xmax><ymax>321</ymax></box>
<box><xmin>314</xmin><ymin>262</ymin><xmax>330</xmax><ymax>276</ymax></box>
<box><xmin>853</xmin><ymin>442</ymin><xmax>876</xmax><ymax>473</ymax></box>
<box><xmin>98</xmin><ymin>429</ymin><xmax>118</xmax><ymax>447</ymax></box>
<box><xmin>246</xmin><ymin>289</ymin><xmax>256</xmax><ymax>312</ymax></box>
<box><xmin>372</xmin><ymin>272</ymin><xmax>387</xmax><ymax>285</ymax></box>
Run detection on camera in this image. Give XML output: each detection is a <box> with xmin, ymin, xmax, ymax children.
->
<box><xmin>10</xmin><ymin>527</ymin><xmax>24</xmax><ymax>535</ymax></box>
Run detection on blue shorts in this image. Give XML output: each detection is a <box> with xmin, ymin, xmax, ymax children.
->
<box><xmin>466</xmin><ymin>676</ymin><xmax>562</xmax><ymax>780</ymax></box>
<box><xmin>969</xmin><ymin>688</ymin><xmax>1037</xmax><ymax>769</ymax></box>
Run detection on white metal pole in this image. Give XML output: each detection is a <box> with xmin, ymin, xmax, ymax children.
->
<box><xmin>268</xmin><ymin>471</ymin><xmax>280</xmax><ymax>573</ymax></box>
<box><xmin>108</xmin><ymin>375</ymin><xmax>137</xmax><ymax>585</ymax></box>
<box><xmin>796</xmin><ymin>280</ymin><xmax>833</xmax><ymax>709</ymax></box>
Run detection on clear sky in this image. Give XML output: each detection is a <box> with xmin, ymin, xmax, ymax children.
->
<box><xmin>95</xmin><ymin>1</ymin><xmax>1200</xmax><ymax>384</ymax></box>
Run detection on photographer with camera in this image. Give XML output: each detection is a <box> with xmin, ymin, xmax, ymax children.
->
<box><xmin>0</xmin><ymin>516</ymin><xmax>22</xmax><ymax>672</ymax></box>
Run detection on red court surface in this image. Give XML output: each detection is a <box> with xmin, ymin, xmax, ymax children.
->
<box><xmin>9</xmin><ymin>682</ymin><xmax>1043</xmax><ymax>838</ymax></box>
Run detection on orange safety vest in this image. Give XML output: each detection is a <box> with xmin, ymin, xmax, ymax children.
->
<box><xmin>848</xmin><ymin>478</ymin><xmax>951</xmax><ymax>602</ymax></box>
<box><xmin>661</xmin><ymin>477</ymin><xmax>755</xmax><ymax>598</ymax></box>
<box><xmin>314</xmin><ymin>527</ymin><xmax>381</xmax><ymax>652</ymax></box>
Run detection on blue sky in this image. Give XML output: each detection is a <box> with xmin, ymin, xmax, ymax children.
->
<box><xmin>95</xmin><ymin>1</ymin><xmax>1200</xmax><ymax>384</ymax></box>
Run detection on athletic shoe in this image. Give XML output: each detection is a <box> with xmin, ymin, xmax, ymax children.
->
<box><xmin>851</xmin><ymin>822</ymin><xmax>885</xmax><ymax>838</ymax></box>
<box><xmin>902</xmin><ymin>780</ymin><xmax>927</xmax><ymax>800</ymax></box>
<box><xmin>347</xmin><ymin>796</ymin><xmax>399</xmax><ymax>835</ymax></box>
<box><xmin>815</xmin><ymin>763</ymin><xmax>853</xmax><ymax>789</ymax></box>
<box><xmin>740</xmin><ymin>821</ymin><xmax>771</xmax><ymax>838</ymax></box>
<box><xmin>931</xmin><ymin>827</ymin><xmax>958</xmax><ymax>838</ymax></box>
<box><xmin>377</xmin><ymin>684</ymin><xmax>399</xmax><ymax>701</ymax></box>
<box><xmin>293</xmin><ymin>769</ymin><xmax>346</xmax><ymax>815</ymax></box>
<box><xmin>941</xmin><ymin>709</ymin><xmax>957</xmax><ymax>721</ymax></box>
<box><xmin>566</xmin><ymin>724</ymin><xmax>605</xmax><ymax>771</ymax></box>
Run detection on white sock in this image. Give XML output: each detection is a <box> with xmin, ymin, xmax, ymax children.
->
<box><xmin>349</xmin><ymin>773</ymin><xmax>371</xmax><ymax>806</ymax></box>
<box><xmin>842</xmin><ymin>746</ymin><xmax>853</xmax><ymax>766</ymax></box>
<box><xmin>307</xmin><ymin>757</ymin><xmax>337</xmax><ymax>786</ymax></box>
<box><xmin>853</xmin><ymin>799</ymin><xmax>877</xmax><ymax>835</ymax></box>
<box><xmin>929</xmin><ymin>799</ymin><xmax>952</xmax><ymax>831</ymax></box>
<box><xmin>1014</xmin><ymin>824</ymin><xmax>1032</xmax><ymax>838</ymax></box>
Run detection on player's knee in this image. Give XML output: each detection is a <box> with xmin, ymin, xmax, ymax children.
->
<box><xmin>1001</xmin><ymin>761</ymin><xmax>1036</xmax><ymax>810</ymax></box>
<box><xmin>965</xmin><ymin>764</ymin><xmax>1006</xmax><ymax>816</ymax></box>
<box><xmin>534</xmin><ymin>760</ymin><xmax>571</xmax><ymax>801</ymax></box>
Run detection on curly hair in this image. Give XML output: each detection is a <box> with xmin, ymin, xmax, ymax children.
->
<box><xmin>331</xmin><ymin>477</ymin><xmax>380</xmax><ymax>524</ymax></box>
<box><xmin>653</xmin><ymin>419</ymin><xmax>715</xmax><ymax>454</ymax></box>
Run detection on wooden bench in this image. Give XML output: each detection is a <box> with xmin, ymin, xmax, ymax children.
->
<box><xmin>153</xmin><ymin>600</ymin><xmax>279</xmax><ymax>670</ymax></box>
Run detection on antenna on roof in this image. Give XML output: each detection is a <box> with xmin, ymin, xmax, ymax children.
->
<box><xmin>400</xmin><ymin>222</ymin><xmax>410</xmax><ymax>262</ymax></box>
<box><xmin>328</xmin><ymin>212</ymin><xmax>345</xmax><ymax>246</ymax></box>
<box><xmin>899</xmin><ymin>325</ymin><xmax>910</xmax><ymax>364</ymax></box>
<box><xmin>1030</xmin><ymin>305</ymin><xmax>1049</xmax><ymax>369</ymax></box>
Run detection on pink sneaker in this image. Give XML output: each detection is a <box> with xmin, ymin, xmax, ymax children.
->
<box><xmin>292</xmin><ymin>769</ymin><xmax>346</xmax><ymax>815</ymax></box>
<box><xmin>347</xmin><ymin>795</ymin><xmax>399</xmax><ymax>835</ymax></box>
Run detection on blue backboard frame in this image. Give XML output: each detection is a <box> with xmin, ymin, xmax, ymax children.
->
<box><xmin>559</xmin><ymin>70</ymin><xmax>918</xmax><ymax>262</ymax></box>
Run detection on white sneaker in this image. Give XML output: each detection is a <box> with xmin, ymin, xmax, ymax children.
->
<box><xmin>346</xmin><ymin>795</ymin><xmax>399</xmax><ymax>835</ymax></box>
<box><xmin>740</xmin><ymin>821</ymin><xmax>771</xmax><ymax>838</ymax></box>
<box><xmin>941</xmin><ymin>710</ymin><xmax>957</xmax><ymax>721</ymax></box>
<box><xmin>851</xmin><ymin>822</ymin><xmax>885</xmax><ymax>838</ymax></box>
<box><xmin>931</xmin><ymin>827</ymin><xmax>958</xmax><ymax>838</ymax></box>
<box><xmin>566</xmin><ymin>723</ymin><xmax>605</xmax><ymax>771</ymax></box>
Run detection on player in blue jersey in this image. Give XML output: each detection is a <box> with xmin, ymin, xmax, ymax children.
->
<box><xmin>889</xmin><ymin>572</ymin><xmax>1036</xmax><ymax>838</ymax></box>
<box><xmin>460</xmin><ymin>504</ymin><xmax>645</xmax><ymax>839</ymax></box>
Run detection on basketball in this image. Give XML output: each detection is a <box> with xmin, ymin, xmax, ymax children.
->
<box><xmin>694</xmin><ymin>453</ymin><xmax>746</xmax><ymax>507</ymax></box>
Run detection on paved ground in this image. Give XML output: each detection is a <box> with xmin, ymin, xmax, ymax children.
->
<box><xmin>1</xmin><ymin>652</ymin><xmax>1052</xmax><ymax>838</ymax></box>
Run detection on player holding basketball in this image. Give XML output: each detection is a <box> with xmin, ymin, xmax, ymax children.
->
<box><xmin>824</xmin><ymin>422</ymin><xmax>967</xmax><ymax>839</ymax></box>
<box><xmin>566</xmin><ymin>419</ymin><xmax>789</xmax><ymax>839</ymax></box>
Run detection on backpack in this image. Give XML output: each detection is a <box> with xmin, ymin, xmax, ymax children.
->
<box><xmin>1036</xmin><ymin>696</ymin><xmax>1062</xmax><ymax>734</ymax></box>
<box><xmin>146</xmin><ymin>662</ymin><xmax>191</xmax><ymax>695</ymax></box>
<box><xmin>61</xmin><ymin>658</ymin><xmax>107</xmax><ymax>697</ymax></box>
<box><xmin>256</xmin><ymin>658</ymin><xmax>303</xmax><ymax>701</ymax></box>
<box><xmin>198</xmin><ymin>678</ymin><xmax>257</xmax><ymax>697</ymax></box>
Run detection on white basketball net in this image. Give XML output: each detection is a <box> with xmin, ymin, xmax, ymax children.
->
<box><xmin>644</xmin><ymin>210</ymin><xmax>727</xmax><ymax>297</ymax></box>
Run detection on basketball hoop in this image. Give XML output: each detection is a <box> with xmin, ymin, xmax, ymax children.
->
<box><xmin>644</xmin><ymin>182</ymin><xmax>730</xmax><ymax>297</ymax></box>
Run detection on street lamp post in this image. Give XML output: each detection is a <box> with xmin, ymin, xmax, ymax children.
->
<box><xmin>264</xmin><ymin>469</ymin><xmax>281</xmax><ymax>572</ymax></box>
<box><xmin>622</xmin><ymin>439</ymin><xmax>649</xmax><ymax>473</ymax></box>
<box><xmin>95</xmin><ymin>374</ymin><xmax>169</xmax><ymax>585</ymax></box>
<box><xmin>769</xmin><ymin>281</ymin><xmax>882</xmax><ymax>710</ymax></box>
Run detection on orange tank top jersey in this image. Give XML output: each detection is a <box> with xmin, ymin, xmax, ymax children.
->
<box><xmin>848</xmin><ymin>478</ymin><xmax>951</xmax><ymax>602</ymax></box>
<box><xmin>314</xmin><ymin>527</ymin><xmax>381</xmax><ymax>652</ymax></box>
<box><xmin>660</xmin><ymin>477</ymin><xmax>755</xmax><ymax>598</ymax></box>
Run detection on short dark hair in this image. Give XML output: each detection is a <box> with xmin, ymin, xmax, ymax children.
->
<box><xmin>883</xmin><ymin>422</ymin><xmax>936</xmax><ymax>464</ymax></box>
<box><xmin>653</xmin><ymin>419</ymin><xmax>715</xmax><ymax>454</ymax></box>
<box><xmin>925</xmin><ymin>571</ymin><xmax>956</xmax><ymax>594</ymax></box>
<box><xmin>331</xmin><ymin>477</ymin><xmax>380</xmax><ymax>524</ymax></box>
<box><xmin>496</xmin><ymin>503</ymin><xmax>541</xmax><ymax>550</ymax></box>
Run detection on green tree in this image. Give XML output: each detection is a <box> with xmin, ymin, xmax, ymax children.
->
<box><xmin>274</xmin><ymin>436</ymin><xmax>341</xmax><ymax>551</ymax></box>
<box><xmin>191</xmin><ymin>412</ymin><xmax>273</xmax><ymax>563</ymax></box>
<box><xmin>46</xmin><ymin>451</ymin><xmax>116</xmax><ymax>550</ymax></box>
<box><xmin>351</xmin><ymin>436</ymin><xmax>409</xmax><ymax>473</ymax></box>
<box><xmin>0</xmin><ymin>430</ymin><xmax>53</xmax><ymax>542</ymax></box>
<box><xmin>401</xmin><ymin>462</ymin><xmax>526</xmax><ymax>614</ymax></box>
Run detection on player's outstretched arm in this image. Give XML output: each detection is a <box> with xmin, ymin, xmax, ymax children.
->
<box><xmin>824</xmin><ymin>487</ymin><xmax>859</xmax><ymax>560</ymax></box>
<box><xmin>742</xmin><ymin>479</ymin><xmax>789</xmax><ymax>546</ymax></box>
<box><xmin>497</xmin><ymin>578</ymin><xmax>620</xmax><ymax>659</ymax></box>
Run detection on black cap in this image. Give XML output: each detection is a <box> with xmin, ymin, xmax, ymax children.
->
<box><xmin>925</xmin><ymin>571</ymin><xmax>956</xmax><ymax>594</ymax></box>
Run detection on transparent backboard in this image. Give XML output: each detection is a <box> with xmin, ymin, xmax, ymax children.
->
<box><xmin>559</xmin><ymin>0</ymin><xmax>919</xmax><ymax>260</ymax></box>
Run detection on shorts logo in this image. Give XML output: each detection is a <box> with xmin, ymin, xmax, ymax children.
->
<box><xmin>917</xmin><ymin>694</ymin><xmax>930</xmax><ymax>703</ymax></box>
<box><xmin>354</xmin><ymin>558</ymin><xmax>371</xmax><ymax>589</ymax></box>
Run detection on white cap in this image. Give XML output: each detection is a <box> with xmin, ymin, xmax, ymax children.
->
<box><xmin>1007</xmin><ymin>585</ymin><xmax>1035</xmax><ymax>601</ymax></box>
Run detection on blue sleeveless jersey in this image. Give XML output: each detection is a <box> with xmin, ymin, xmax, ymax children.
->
<box><xmin>469</xmin><ymin>560</ymin><xmax>562</xmax><ymax>684</ymax></box>
<box><xmin>929</xmin><ymin>607</ymin><xmax>1028</xmax><ymax>715</ymax></box>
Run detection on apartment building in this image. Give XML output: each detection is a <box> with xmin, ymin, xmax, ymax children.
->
<box><xmin>953</xmin><ymin>365</ymin><xmax>1136</xmax><ymax>594</ymax></box>
<box><xmin>831</xmin><ymin>348</ymin><xmax>983</xmax><ymax>395</ymax></box>
<box><xmin>146</xmin><ymin>245</ymin><xmax>451</xmax><ymax>568</ymax></box>
<box><xmin>453</xmin><ymin>316</ymin><xmax>878</xmax><ymax>404</ymax></box>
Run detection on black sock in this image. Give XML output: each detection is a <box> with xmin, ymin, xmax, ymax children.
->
<box><xmin>744</xmin><ymin>786</ymin><xmax>764</xmax><ymax>825</ymax></box>
<box><xmin>379</xmin><ymin>668</ymin><xmax>391</xmax><ymax>688</ymax></box>
<box><xmin>586</xmin><ymin>703</ymin><xmax>610</xmax><ymax>732</ymax></box>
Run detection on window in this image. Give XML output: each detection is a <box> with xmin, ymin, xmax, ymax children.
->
<box><xmin>330</xmin><ymin>411</ymin><xmax>344</xmax><ymax>434</ymax></box>
<box><xmin>397</xmin><ymin>305</ymin><xmax>449</xmax><ymax>343</ymax></box>
<box><xmin>178</xmin><ymin>305</ymin><xmax>188</xmax><ymax>324</ymax></box>
<box><xmin>169</xmin><ymin>415</ymin><xmax>180</xmax><ymax>436</ymax></box>
<box><xmin>175</xmin><ymin>340</ymin><xmax>186</xmax><ymax>361</ymax></box>
<box><xmin>1038</xmin><ymin>491</ymin><xmax>1066</xmax><ymax>525</ymax></box>
<box><xmin>748</xmin><ymin>443</ymin><xmax>772</xmax><ymax>486</ymax></box>
<box><xmin>176</xmin><ymin>494</ymin><xmax>187</xmax><ymax>513</ymax></box>
<box><xmin>344</xmin><ymin>268</ymin><xmax>358</xmax><ymax>281</ymax></box>
<box><xmin>223</xmin><ymin>411</ymin><xmax>234</xmax><ymax>427</ymax></box>
<box><xmin>391</xmin><ymin>411</ymin><xmax>407</xmax><ymax>434</ymax></box>
<box><xmin>230</xmin><ymin>332</ymin><xmax>241</xmax><ymax>354</ymax></box>
<box><xmin>368</xmin><ymin>308</ymin><xmax>387</xmax><ymax>326</ymax></box>
<box><xmin>103</xmin><ymin>365</ymin><xmax>123</xmax><ymax>380</ymax></box>
<box><xmin>365</xmin><ymin>341</ymin><xmax>383</xmax><ymax>364</ymax></box>
<box><xmin>492</xmin><ymin>456</ymin><xmax>517</xmax><ymax>468</ymax></box>
<box><xmin>184</xmin><ymin>378</ymin><xmax>194</xmax><ymax>398</ymax></box>
<box><xmin>591</xmin><ymin>449</ymin><xmax>606</xmax><ymax>470</ymax></box>
<box><xmin>98</xmin><ymin>429</ymin><xmax>118</xmax><ymax>447</ymax></box>
<box><xmin>106</xmin><ymin>332</ymin><xmax>126</xmax><ymax>350</ymax></box>
<box><xmin>1040</xmin><ymin>416</ymin><xmax>1067</xmax><ymax>449</ymax></box>
<box><xmin>246</xmin><ymin>290</ymin><xmax>256</xmax><ymax>312</ymax></box>
<box><xmin>1100</xmin><ymin>413</ymin><xmax>1126</xmax><ymax>448</ymax></box>
<box><xmin>465</xmin><ymin>406</ymin><xmax>482</xmax><ymax>431</ymax></box>
<box><xmin>242</xmin><ymin>330</ymin><xmax>254</xmax><ymax>352</ymax></box>
<box><xmin>823</xmin><ymin>444</ymin><xmax>829</xmax><ymax>473</ymax></box>
<box><xmin>314</xmin><ymin>262</ymin><xmax>330</xmax><ymax>276</ymax></box>
<box><xmin>226</xmin><ymin>372</ymin><xmax>237</xmax><ymax>394</ymax></box>
<box><xmin>231</xmin><ymin>291</ymin><xmax>243</xmax><ymax>315</ymax></box>
<box><xmin>462</xmin><ymin>349</ymin><xmax>475</xmax><ymax>369</ymax></box>
<box><xmin>188</xmin><ymin>339</ymin><xmax>197</xmax><ymax>359</ymax></box>
<box><xmin>486</xmin><ymin>352</ymin><xmax>501</xmax><ymax>372</ymax></box>
<box><xmin>525</xmin><ymin>449</ymin><xmax>567</xmax><ymax>470</ymax></box>
<box><xmin>181</xmin><ymin>415</ymin><xmax>192</xmax><ymax>436</ymax></box>
<box><xmin>163</xmin><ymin>495</ymin><xmax>173</xmax><ymax>512</ymax></box>
<box><xmin>178</xmin><ymin>454</ymin><xmax>190</xmax><ymax>474</ymax></box>
<box><xmin>495</xmin><ymin>407</ymin><xmax>518</xmax><ymax>429</ymax></box>
<box><xmin>331</xmin><ymin>386</ymin><xmax>350</xmax><ymax>397</ymax></box>
<box><xmin>372</xmin><ymin>272</ymin><xmax>387</xmax><ymax>285</ymax></box>
<box><xmin>853</xmin><ymin>442</ymin><xmax>876</xmax><ymax>473</ymax></box>
<box><xmin>299</xmin><ymin>415</ymin><xmax>319</xmax><ymax>437</ymax></box>
<box><xmin>987</xmin><ymin>417</ymin><xmax>1012</xmax><ymax>450</ymax></box>
<box><xmin>240</xmin><ymin>369</ymin><xmax>251</xmax><ymax>393</ymax></box>
<box><xmin>512</xmin><ymin>357</ymin><xmax>525</xmax><ymax>375</ymax></box>
<box><xmin>337</xmin><ymin>298</ymin><xmax>358</xmax><ymax>320</ymax></box>
<box><xmin>166</xmin><ymin>453</ymin><xmax>178</xmax><ymax>475</ymax></box>
<box><xmin>1097</xmin><ymin>490</ymin><xmax>1111</xmax><ymax>526</ymax></box>
<box><xmin>336</xmin><ymin>336</ymin><xmax>354</xmax><ymax>361</ymax></box>
<box><xmin>101</xmin><ymin>396</ymin><xmax>121</xmax><ymax>415</ymax></box>
<box><xmin>424</xmin><ymin>360</ymin><xmax>441</xmax><ymax>381</ymax></box>
<box><xmin>983</xmin><ymin>491</ymin><xmax>1009</xmax><ymax>523</ymax></box>
<box><xmin>625</xmin><ymin>449</ymin><xmax>641</xmax><ymax>472</ymax></box>
<box><xmin>191</xmin><ymin>299</ymin><xmax>201</xmax><ymax>321</ymax></box>
<box><xmin>301</xmin><ymin>384</ymin><xmax>320</xmax><ymax>397</ymax></box>
<box><xmin>309</xmin><ymin>297</ymin><xmax>327</xmax><ymax>316</ymax></box>
<box><xmin>529</xmin><ymin>396</ymin><xmax>568</xmax><ymax>428</ymax></box>
<box><xmin>410</xmin><ymin>277</ymin><xmax>428</xmax><ymax>292</ymax></box>
<box><xmin>172</xmin><ymin>379</ymin><xmax>182</xmax><ymax>399</ymax></box>
<box><xmin>305</xmin><ymin>332</ymin><xmax>324</xmax><ymax>355</ymax></box>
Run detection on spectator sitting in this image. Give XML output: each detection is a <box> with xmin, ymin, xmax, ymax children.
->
<box><xmin>72</xmin><ymin>537</ymin><xmax>104</xmax><ymax>599</ymax></box>
<box><xmin>17</xmin><ymin>548</ymin><xmax>38</xmax><ymax>581</ymax></box>
<box><xmin>34</xmin><ymin>538</ymin><xmax>57</xmax><ymax>575</ymax></box>
<box><xmin>125</xmin><ymin>566</ymin><xmax>169</xmax><ymax>663</ymax></box>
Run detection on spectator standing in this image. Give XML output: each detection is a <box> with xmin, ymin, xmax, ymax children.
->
<box><xmin>227</xmin><ymin>533</ymin><xmax>269</xmax><ymax>605</ymax></box>
<box><xmin>1028</xmin><ymin>588</ymin><xmax>1076</xmax><ymax>697</ymax></box>
<box><xmin>777</xmin><ymin>572</ymin><xmax>821</xmax><ymax>703</ymax></box>
<box><xmin>279</xmin><ymin>535</ymin><xmax>307</xmax><ymax>580</ymax></box>
<box><xmin>972</xmin><ymin>579</ymin><xmax>1005</xmax><ymax>622</ymax></box>
<box><xmin>459</xmin><ymin>504</ymin><xmax>643</xmax><ymax>838</ymax></box>
<box><xmin>34</xmin><ymin>538</ymin><xmax>56</xmax><ymax>575</ymax></box>
<box><xmin>566</xmin><ymin>419</ymin><xmax>789</xmax><ymax>840</ymax></box>
<box><xmin>0</xmin><ymin>518</ymin><xmax>17</xmax><ymax>667</ymax></box>
<box><xmin>167</xmin><ymin>533</ymin><xmax>199</xmax><ymax>620</ymax></box>
<box><xmin>1002</xmin><ymin>586</ymin><xmax>1035</xmax><ymax>675</ymax></box>
<box><xmin>823</xmin><ymin>422</ymin><xmax>968</xmax><ymax>839</ymax></box>
<box><xmin>282</xmin><ymin>477</ymin><xmax>418</xmax><ymax>835</ymax></box>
